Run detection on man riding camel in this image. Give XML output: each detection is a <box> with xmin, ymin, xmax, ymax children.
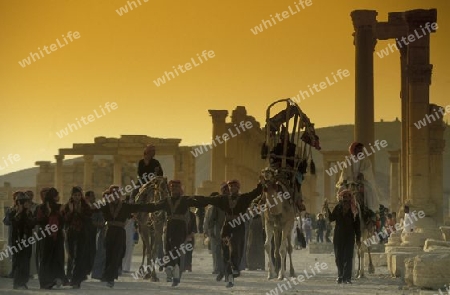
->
<box><xmin>336</xmin><ymin>142</ymin><xmax>379</xmax><ymax>213</ymax></box>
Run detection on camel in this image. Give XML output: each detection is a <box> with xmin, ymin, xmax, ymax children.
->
<box><xmin>133</xmin><ymin>176</ymin><xmax>169</xmax><ymax>281</ymax></box>
<box><xmin>350</xmin><ymin>181</ymin><xmax>376</xmax><ymax>278</ymax></box>
<box><xmin>262</xmin><ymin>168</ymin><xmax>296</xmax><ymax>280</ymax></box>
<box><xmin>334</xmin><ymin>181</ymin><xmax>376</xmax><ymax>278</ymax></box>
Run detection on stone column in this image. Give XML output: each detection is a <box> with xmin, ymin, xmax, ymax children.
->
<box><xmin>428</xmin><ymin>104</ymin><xmax>446</xmax><ymax>223</ymax></box>
<box><xmin>322</xmin><ymin>160</ymin><xmax>332</xmax><ymax>203</ymax></box>
<box><xmin>404</xmin><ymin>9</ymin><xmax>437</xmax><ymax>216</ymax></box>
<box><xmin>351</xmin><ymin>10</ymin><xmax>377</xmax><ymax>165</ymax></box>
<box><xmin>388</xmin><ymin>150</ymin><xmax>400</xmax><ymax>213</ymax></box>
<box><xmin>83</xmin><ymin>155</ymin><xmax>94</xmax><ymax>191</ymax></box>
<box><xmin>208</xmin><ymin>110</ymin><xmax>228</xmax><ymax>186</ymax></box>
<box><xmin>113</xmin><ymin>155</ymin><xmax>123</xmax><ymax>186</ymax></box>
<box><xmin>54</xmin><ymin>154</ymin><xmax>64</xmax><ymax>200</ymax></box>
<box><xmin>399</xmin><ymin>45</ymin><xmax>409</xmax><ymax>206</ymax></box>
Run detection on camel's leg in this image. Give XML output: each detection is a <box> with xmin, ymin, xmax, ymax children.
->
<box><xmin>357</xmin><ymin>238</ymin><xmax>365</xmax><ymax>278</ymax></box>
<box><xmin>287</xmin><ymin>236</ymin><xmax>296</xmax><ymax>277</ymax></box>
<box><xmin>264</xmin><ymin>221</ymin><xmax>276</xmax><ymax>280</ymax></box>
<box><xmin>367</xmin><ymin>245</ymin><xmax>375</xmax><ymax>274</ymax></box>
<box><xmin>278</xmin><ymin>230</ymin><xmax>288</xmax><ymax>280</ymax></box>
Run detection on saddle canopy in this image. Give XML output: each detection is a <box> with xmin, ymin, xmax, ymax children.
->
<box><xmin>261</xmin><ymin>99</ymin><xmax>321</xmax><ymax>205</ymax></box>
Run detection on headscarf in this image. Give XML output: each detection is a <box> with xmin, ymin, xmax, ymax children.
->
<box><xmin>169</xmin><ymin>180</ymin><xmax>183</xmax><ymax>195</ymax></box>
<box><xmin>71</xmin><ymin>186</ymin><xmax>83</xmax><ymax>196</ymax></box>
<box><xmin>227</xmin><ymin>179</ymin><xmax>240</xmax><ymax>189</ymax></box>
<box><xmin>349</xmin><ymin>142</ymin><xmax>363</xmax><ymax>155</ymax></box>
<box><xmin>338</xmin><ymin>189</ymin><xmax>358</xmax><ymax>219</ymax></box>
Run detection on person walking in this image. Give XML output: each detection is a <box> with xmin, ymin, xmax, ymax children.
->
<box><xmin>323</xmin><ymin>190</ymin><xmax>361</xmax><ymax>284</ymax></box>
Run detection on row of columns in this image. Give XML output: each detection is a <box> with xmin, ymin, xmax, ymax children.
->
<box><xmin>351</xmin><ymin>9</ymin><xmax>442</xmax><ymax>219</ymax></box>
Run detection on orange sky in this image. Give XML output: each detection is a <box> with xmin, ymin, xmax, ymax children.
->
<box><xmin>0</xmin><ymin>0</ymin><xmax>449</xmax><ymax>175</ymax></box>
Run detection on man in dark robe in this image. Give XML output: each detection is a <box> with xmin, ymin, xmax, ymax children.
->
<box><xmin>194</xmin><ymin>179</ymin><xmax>263</xmax><ymax>288</ymax></box>
<box><xmin>10</xmin><ymin>192</ymin><xmax>35</xmax><ymax>289</ymax></box>
<box><xmin>324</xmin><ymin>189</ymin><xmax>361</xmax><ymax>284</ymax></box>
<box><xmin>36</xmin><ymin>188</ymin><xmax>67</xmax><ymax>289</ymax></box>
<box><xmin>246</xmin><ymin>212</ymin><xmax>265</xmax><ymax>271</ymax></box>
<box><xmin>63</xmin><ymin>186</ymin><xmax>92</xmax><ymax>288</ymax></box>
<box><xmin>138</xmin><ymin>144</ymin><xmax>164</xmax><ymax>180</ymax></box>
<box><xmin>145</xmin><ymin>180</ymin><xmax>202</xmax><ymax>287</ymax></box>
<box><xmin>34</xmin><ymin>187</ymin><xmax>50</xmax><ymax>277</ymax></box>
<box><xmin>97</xmin><ymin>185</ymin><xmax>155</xmax><ymax>288</ymax></box>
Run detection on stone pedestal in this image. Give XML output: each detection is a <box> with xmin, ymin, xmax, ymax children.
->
<box><xmin>440</xmin><ymin>226</ymin><xmax>450</xmax><ymax>241</ymax></box>
<box><xmin>413</xmin><ymin>253</ymin><xmax>450</xmax><ymax>289</ymax></box>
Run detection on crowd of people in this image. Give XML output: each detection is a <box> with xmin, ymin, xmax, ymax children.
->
<box><xmin>1</xmin><ymin>140</ymin><xmax>419</xmax><ymax>290</ymax></box>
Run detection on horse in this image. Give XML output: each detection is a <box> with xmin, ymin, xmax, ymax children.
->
<box><xmin>261</xmin><ymin>168</ymin><xmax>296</xmax><ymax>280</ymax></box>
<box><xmin>133</xmin><ymin>176</ymin><xmax>169</xmax><ymax>281</ymax></box>
<box><xmin>344</xmin><ymin>181</ymin><xmax>376</xmax><ymax>278</ymax></box>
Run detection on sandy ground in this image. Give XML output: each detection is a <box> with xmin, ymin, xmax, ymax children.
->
<box><xmin>0</xmin><ymin>241</ymin><xmax>431</xmax><ymax>295</ymax></box>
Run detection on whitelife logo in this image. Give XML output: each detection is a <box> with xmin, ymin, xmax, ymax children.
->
<box><xmin>250</xmin><ymin>0</ymin><xmax>313</xmax><ymax>35</ymax></box>
<box><xmin>325</xmin><ymin>140</ymin><xmax>388</xmax><ymax>177</ymax></box>
<box><xmin>153</xmin><ymin>50</ymin><xmax>215</xmax><ymax>87</ymax></box>
<box><xmin>190</xmin><ymin>120</ymin><xmax>253</xmax><ymax>157</ymax></box>
<box><xmin>55</xmin><ymin>102</ymin><xmax>118</xmax><ymax>139</ymax></box>
<box><xmin>18</xmin><ymin>31</ymin><xmax>81</xmax><ymax>68</ymax></box>
<box><xmin>376</xmin><ymin>22</ymin><xmax>438</xmax><ymax>59</ymax></box>
<box><xmin>115</xmin><ymin>0</ymin><xmax>149</xmax><ymax>16</ymax></box>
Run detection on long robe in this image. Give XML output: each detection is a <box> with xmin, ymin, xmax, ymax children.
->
<box><xmin>147</xmin><ymin>196</ymin><xmax>201</xmax><ymax>270</ymax></box>
<box><xmin>36</xmin><ymin>204</ymin><xmax>67</xmax><ymax>289</ymax></box>
<box><xmin>194</xmin><ymin>184</ymin><xmax>263</xmax><ymax>279</ymax></box>
<box><xmin>122</xmin><ymin>218</ymin><xmax>135</xmax><ymax>272</ymax></box>
<box><xmin>98</xmin><ymin>202</ymin><xmax>153</xmax><ymax>283</ymax></box>
<box><xmin>11</xmin><ymin>209</ymin><xmax>35</xmax><ymax>288</ymax></box>
<box><xmin>337</xmin><ymin>157</ymin><xmax>380</xmax><ymax>212</ymax></box>
<box><xmin>90</xmin><ymin>211</ymin><xmax>106</xmax><ymax>280</ymax></box>
<box><xmin>246</xmin><ymin>215</ymin><xmax>265</xmax><ymax>270</ymax></box>
<box><xmin>64</xmin><ymin>200</ymin><xmax>92</xmax><ymax>286</ymax></box>
<box><xmin>327</xmin><ymin>202</ymin><xmax>361</xmax><ymax>281</ymax></box>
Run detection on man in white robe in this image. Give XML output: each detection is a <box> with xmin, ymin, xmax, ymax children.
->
<box><xmin>336</xmin><ymin>142</ymin><xmax>380</xmax><ymax>213</ymax></box>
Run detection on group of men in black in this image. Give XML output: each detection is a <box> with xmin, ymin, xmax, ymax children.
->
<box><xmin>3</xmin><ymin>142</ymin><xmax>365</xmax><ymax>290</ymax></box>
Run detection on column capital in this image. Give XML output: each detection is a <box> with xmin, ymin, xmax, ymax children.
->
<box><xmin>407</xmin><ymin>64</ymin><xmax>433</xmax><ymax>84</ymax></box>
<box><xmin>208</xmin><ymin>110</ymin><xmax>228</xmax><ymax>123</ymax></box>
<box><xmin>404</xmin><ymin>9</ymin><xmax>437</xmax><ymax>30</ymax></box>
<box><xmin>55</xmin><ymin>154</ymin><xmax>64</xmax><ymax>161</ymax></box>
<box><xmin>351</xmin><ymin>10</ymin><xmax>378</xmax><ymax>29</ymax></box>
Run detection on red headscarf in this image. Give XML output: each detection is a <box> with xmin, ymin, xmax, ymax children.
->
<box><xmin>349</xmin><ymin>142</ymin><xmax>363</xmax><ymax>155</ymax></box>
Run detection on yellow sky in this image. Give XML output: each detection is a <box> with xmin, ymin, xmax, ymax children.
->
<box><xmin>0</xmin><ymin>0</ymin><xmax>449</xmax><ymax>175</ymax></box>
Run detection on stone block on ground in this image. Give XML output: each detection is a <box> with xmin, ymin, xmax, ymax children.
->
<box><xmin>423</xmin><ymin>238</ymin><xmax>450</xmax><ymax>253</ymax></box>
<box><xmin>404</xmin><ymin>257</ymin><xmax>415</xmax><ymax>286</ymax></box>
<box><xmin>413</xmin><ymin>253</ymin><xmax>450</xmax><ymax>289</ymax></box>
<box><xmin>390</xmin><ymin>252</ymin><xmax>419</xmax><ymax>278</ymax></box>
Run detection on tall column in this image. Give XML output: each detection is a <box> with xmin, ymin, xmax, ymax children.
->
<box><xmin>428</xmin><ymin>105</ymin><xmax>446</xmax><ymax>223</ymax></box>
<box><xmin>351</xmin><ymin>10</ymin><xmax>377</xmax><ymax>164</ymax></box>
<box><xmin>83</xmin><ymin>155</ymin><xmax>94</xmax><ymax>191</ymax></box>
<box><xmin>322</xmin><ymin>159</ymin><xmax>331</xmax><ymax>202</ymax></box>
<box><xmin>208</xmin><ymin>110</ymin><xmax>228</xmax><ymax>185</ymax></box>
<box><xmin>404</xmin><ymin>9</ymin><xmax>437</xmax><ymax>216</ymax></box>
<box><xmin>113</xmin><ymin>155</ymin><xmax>123</xmax><ymax>186</ymax></box>
<box><xmin>399</xmin><ymin>45</ymin><xmax>409</xmax><ymax>206</ymax></box>
<box><xmin>388</xmin><ymin>150</ymin><xmax>400</xmax><ymax>213</ymax></box>
<box><xmin>54</xmin><ymin>154</ymin><xmax>64</xmax><ymax>200</ymax></box>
